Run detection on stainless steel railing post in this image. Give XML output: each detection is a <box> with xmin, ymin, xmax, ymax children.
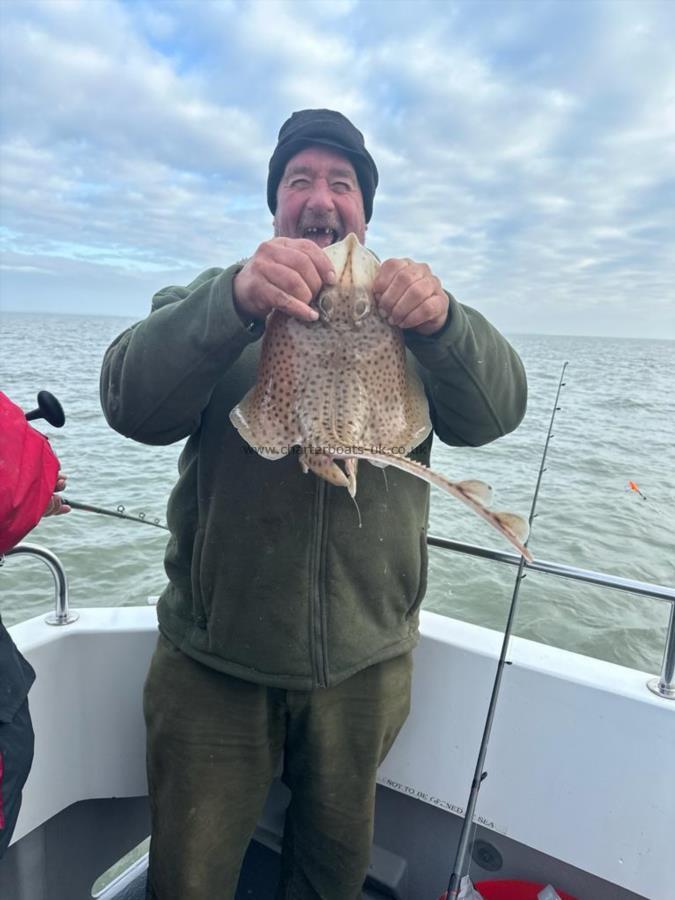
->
<box><xmin>3</xmin><ymin>542</ymin><xmax>78</xmax><ymax>626</ymax></box>
<box><xmin>648</xmin><ymin>602</ymin><xmax>675</xmax><ymax>699</ymax></box>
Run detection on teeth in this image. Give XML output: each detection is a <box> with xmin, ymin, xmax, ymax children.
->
<box><xmin>305</xmin><ymin>227</ymin><xmax>333</xmax><ymax>234</ymax></box>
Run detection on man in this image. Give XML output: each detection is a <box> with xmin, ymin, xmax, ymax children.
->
<box><xmin>100</xmin><ymin>109</ymin><xmax>527</xmax><ymax>899</ymax></box>
<box><xmin>0</xmin><ymin>391</ymin><xmax>69</xmax><ymax>858</ymax></box>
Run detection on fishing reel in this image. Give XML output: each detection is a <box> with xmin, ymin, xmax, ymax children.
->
<box><xmin>18</xmin><ymin>390</ymin><xmax>167</xmax><ymax>530</ymax></box>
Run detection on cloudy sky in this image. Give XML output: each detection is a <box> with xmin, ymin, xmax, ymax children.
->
<box><xmin>0</xmin><ymin>0</ymin><xmax>673</xmax><ymax>338</ymax></box>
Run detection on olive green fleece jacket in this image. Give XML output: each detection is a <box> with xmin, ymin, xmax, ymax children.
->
<box><xmin>100</xmin><ymin>262</ymin><xmax>526</xmax><ymax>689</ymax></box>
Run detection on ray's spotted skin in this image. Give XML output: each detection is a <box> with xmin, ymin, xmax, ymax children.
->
<box><xmin>230</xmin><ymin>234</ymin><xmax>531</xmax><ymax>560</ymax></box>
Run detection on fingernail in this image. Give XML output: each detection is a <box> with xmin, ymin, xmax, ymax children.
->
<box><xmin>326</xmin><ymin>270</ymin><xmax>337</xmax><ymax>284</ymax></box>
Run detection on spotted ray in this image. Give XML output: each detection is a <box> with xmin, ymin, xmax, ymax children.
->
<box><xmin>230</xmin><ymin>233</ymin><xmax>531</xmax><ymax>561</ymax></box>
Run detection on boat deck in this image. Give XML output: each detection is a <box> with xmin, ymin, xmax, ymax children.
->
<box><xmin>2</xmin><ymin>541</ymin><xmax>673</xmax><ymax>900</ymax></box>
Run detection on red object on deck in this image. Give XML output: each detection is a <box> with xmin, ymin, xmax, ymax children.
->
<box><xmin>476</xmin><ymin>882</ymin><xmax>576</xmax><ymax>900</ymax></box>
<box><xmin>439</xmin><ymin>882</ymin><xmax>577</xmax><ymax>900</ymax></box>
<box><xmin>0</xmin><ymin>391</ymin><xmax>60</xmax><ymax>554</ymax></box>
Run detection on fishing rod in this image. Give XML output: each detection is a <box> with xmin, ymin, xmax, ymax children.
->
<box><xmin>444</xmin><ymin>361</ymin><xmax>569</xmax><ymax>899</ymax></box>
<box><xmin>61</xmin><ymin>498</ymin><xmax>169</xmax><ymax>530</ymax></box>
<box><xmin>22</xmin><ymin>390</ymin><xmax>169</xmax><ymax>532</ymax></box>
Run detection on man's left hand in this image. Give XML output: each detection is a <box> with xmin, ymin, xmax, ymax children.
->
<box><xmin>373</xmin><ymin>258</ymin><xmax>449</xmax><ymax>336</ymax></box>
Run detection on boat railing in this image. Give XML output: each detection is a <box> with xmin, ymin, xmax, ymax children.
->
<box><xmin>1</xmin><ymin>542</ymin><xmax>78</xmax><ymax>625</ymax></box>
<box><xmin>2</xmin><ymin>538</ymin><xmax>673</xmax><ymax>699</ymax></box>
<box><xmin>427</xmin><ymin>535</ymin><xmax>675</xmax><ymax>701</ymax></box>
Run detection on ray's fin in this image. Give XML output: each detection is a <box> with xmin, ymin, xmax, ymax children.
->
<box><xmin>455</xmin><ymin>479</ymin><xmax>494</xmax><ymax>507</ymax></box>
<box><xmin>492</xmin><ymin>511</ymin><xmax>530</xmax><ymax>544</ymax></box>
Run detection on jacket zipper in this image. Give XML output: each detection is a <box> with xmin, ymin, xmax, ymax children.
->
<box><xmin>311</xmin><ymin>478</ymin><xmax>329</xmax><ymax>687</ymax></box>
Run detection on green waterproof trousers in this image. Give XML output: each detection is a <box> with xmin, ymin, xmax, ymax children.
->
<box><xmin>144</xmin><ymin>634</ymin><xmax>412</xmax><ymax>900</ymax></box>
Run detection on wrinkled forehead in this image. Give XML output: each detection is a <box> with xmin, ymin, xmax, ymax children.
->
<box><xmin>282</xmin><ymin>145</ymin><xmax>358</xmax><ymax>181</ymax></box>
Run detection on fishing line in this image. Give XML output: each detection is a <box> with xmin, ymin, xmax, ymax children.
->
<box><xmin>62</xmin><ymin>498</ymin><xmax>169</xmax><ymax>530</ymax></box>
<box><xmin>444</xmin><ymin>361</ymin><xmax>568</xmax><ymax>899</ymax></box>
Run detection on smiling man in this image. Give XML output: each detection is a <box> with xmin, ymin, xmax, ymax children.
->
<box><xmin>234</xmin><ymin>110</ymin><xmax>449</xmax><ymax>337</ymax></box>
<box><xmin>101</xmin><ymin>108</ymin><xmax>527</xmax><ymax>900</ymax></box>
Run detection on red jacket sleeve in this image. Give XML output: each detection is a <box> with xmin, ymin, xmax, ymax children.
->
<box><xmin>0</xmin><ymin>392</ymin><xmax>60</xmax><ymax>554</ymax></box>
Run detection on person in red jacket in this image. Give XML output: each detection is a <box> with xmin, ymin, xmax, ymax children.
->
<box><xmin>0</xmin><ymin>390</ymin><xmax>69</xmax><ymax>858</ymax></box>
<box><xmin>0</xmin><ymin>390</ymin><xmax>70</xmax><ymax>553</ymax></box>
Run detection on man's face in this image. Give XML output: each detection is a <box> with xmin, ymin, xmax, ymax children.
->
<box><xmin>274</xmin><ymin>145</ymin><xmax>367</xmax><ymax>248</ymax></box>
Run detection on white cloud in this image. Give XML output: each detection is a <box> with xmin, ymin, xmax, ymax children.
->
<box><xmin>0</xmin><ymin>0</ymin><xmax>673</xmax><ymax>337</ymax></box>
<box><xmin>0</xmin><ymin>2</ymin><xmax>266</xmax><ymax>174</ymax></box>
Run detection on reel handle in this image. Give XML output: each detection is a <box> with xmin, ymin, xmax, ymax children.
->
<box><xmin>25</xmin><ymin>391</ymin><xmax>66</xmax><ymax>428</ymax></box>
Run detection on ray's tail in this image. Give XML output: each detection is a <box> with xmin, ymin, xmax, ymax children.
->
<box><xmin>341</xmin><ymin>450</ymin><xmax>532</xmax><ymax>562</ymax></box>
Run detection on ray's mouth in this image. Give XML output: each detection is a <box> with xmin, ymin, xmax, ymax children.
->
<box><xmin>303</xmin><ymin>226</ymin><xmax>339</xmax><ymax>245</ymax></box>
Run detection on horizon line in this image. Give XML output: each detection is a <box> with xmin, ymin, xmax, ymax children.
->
<box><xmin>1</xmin><ymin>307</ymin><xmax>673</xmax><ymax>342</ymax></box>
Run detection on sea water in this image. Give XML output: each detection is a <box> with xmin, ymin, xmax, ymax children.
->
<box><xmin>1</xmin><ymin>312</ymin><xmax>673</xmax><ymax>674</ymax></box>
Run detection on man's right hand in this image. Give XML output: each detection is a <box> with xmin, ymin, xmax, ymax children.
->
<box><xmin>232</xmin><ymin>238</ymin><xmax>337</xmax><ymax>324</ymax></box>
<box><xmin>43</xmin><ymin>471</ymin><xmax>71</xmax><ymax>517</ymax></box>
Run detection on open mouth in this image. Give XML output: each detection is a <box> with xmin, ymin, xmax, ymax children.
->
<box><xmin>303</xmin><ymin>226</ymin><xmax>339</xmax><ymax>246</ymax></box>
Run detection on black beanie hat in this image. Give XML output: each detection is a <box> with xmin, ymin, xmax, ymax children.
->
<box><xmin>267</xmin><ymin>109</ymin><xmax>379</xmax><ymax>222</ymax></box>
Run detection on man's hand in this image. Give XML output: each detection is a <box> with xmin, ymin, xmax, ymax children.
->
<box><xmin>233</xmin><ymin>238</ymin><xmax>338</xmax><ymax>324</ymax></box>
<box><xmin>43</xmin><ymin>472</ymin><xmax>71</xmax><ymax>517</ymax></box>
<box><xmin>373</xmin><ymin>258</ymin><xmax>449</xmax><ymax>336</ymax></box>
